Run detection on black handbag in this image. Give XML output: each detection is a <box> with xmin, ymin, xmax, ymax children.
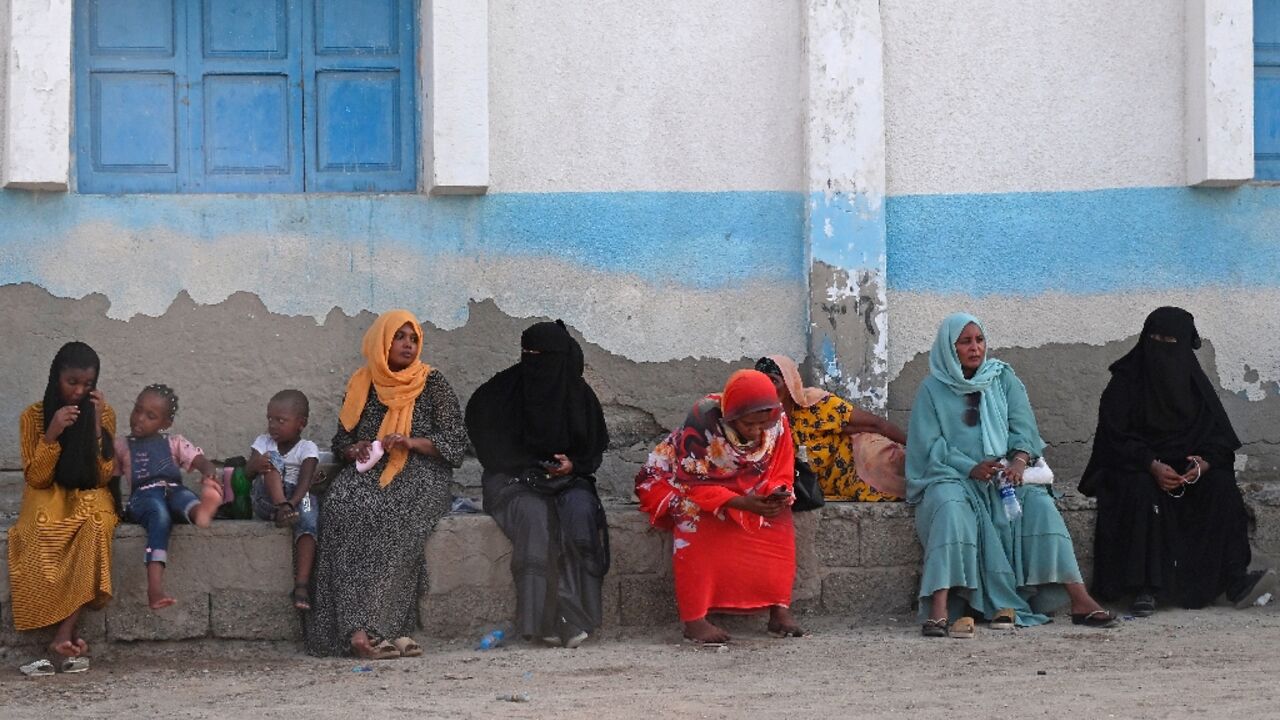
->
<box><xmin>791</xmin><ymin>458</ymin><xmax>825</xmax><ymax>512</ymax></box>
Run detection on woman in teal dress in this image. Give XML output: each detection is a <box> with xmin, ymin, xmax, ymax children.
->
<box><xmin>907</xmin><ymin>313</ymin><xmax>1117</xmax><ymax>638</ymax></box>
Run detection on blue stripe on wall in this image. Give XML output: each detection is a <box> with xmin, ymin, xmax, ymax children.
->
<box><xmin>809</xmin><ymin>190</ymin><xmax>885</xmax><ymax>271</ymax></box>
<box><xmin>886</xmin><ymin>185</ymin><xmax>1280</xmax><ymax>294</ymax></box>
<box><xmin>0</xmin><ymin>191</ymin><xmax>805</xmax><ymax>289</ymax></box>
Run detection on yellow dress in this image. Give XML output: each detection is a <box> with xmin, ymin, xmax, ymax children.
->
<box><xmin>790</xmin><ymin>395</ymin><xmax>897</xmax><ymax>501</ymax></box>
<box><xmin>7</xmin><ymin>402</ymin><xmax>118</xmax><ymax>630</ymax></box>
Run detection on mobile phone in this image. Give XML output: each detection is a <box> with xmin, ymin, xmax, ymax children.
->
<box><xmin>538</xmin><ymin>459</ymin><xmax>559</xmax><ymax>470</ymax></box>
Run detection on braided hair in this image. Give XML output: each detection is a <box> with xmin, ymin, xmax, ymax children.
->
<box><xmin>142</xmin><ymin>383</ymin><xmax>180</xmax><ymax>420</ymax></box>
<box><xmin>42</xmin><ymin>342</ymin><xmax>114</xmax><ymax>491</ymax></box>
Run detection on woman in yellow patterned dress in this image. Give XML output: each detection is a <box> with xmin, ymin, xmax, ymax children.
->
<box><xmin>8</xmin><ymin>342</ymin><xmax>117</xmax><ymax>674</ymax></box>
<box><xmin>755</xmin><ymin>356</ymin><xmax>907</xmax><ymax>500</ymax></box>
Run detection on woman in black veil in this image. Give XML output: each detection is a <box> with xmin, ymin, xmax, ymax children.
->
<box><xmin>1081</xmin><ymin>307</ymin><xmax>1274</xmax><ymax>616</ymax></box>
<box><xmin>466</xmin><ymin>320</ymin><xmax>610</xmax><ymax>647</ymax></box>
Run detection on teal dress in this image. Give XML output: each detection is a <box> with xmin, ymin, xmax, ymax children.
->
<box><xmin>906</xmin><ymin>367</ymin><xmax>1082</xmax><ymax>625</ymax></box>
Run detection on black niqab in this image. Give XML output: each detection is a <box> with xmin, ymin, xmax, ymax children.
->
<box><xmin>466</xmin><ymin>320</ymin><xmax>609</xmax><ymax>476</ymax></box>
<box><xmin>1079</xmin><ymin>307</ymin><xmax>1240</xmax><ymax>495</ymax></box>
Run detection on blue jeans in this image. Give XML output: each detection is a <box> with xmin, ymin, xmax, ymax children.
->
<box><xmin>251</xmin><ymin>478</ymin><xmax>319</xmax><ymax>542</ymax></box>
<box><xmin>127</xmin><ymin>484</ymin><xmax>200</xmax><ymax>564</ymax></box>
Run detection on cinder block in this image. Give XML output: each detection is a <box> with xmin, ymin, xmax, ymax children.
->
<box><xmin>1060</xmin><ymin>509</ymin><xmax>1096</xmax><ymax>562</ymax></box>
<box><xmin>792</xmin><ymin>510</ymin><xmax>821</xmax><ymax>602</ymax></box>
<box><xmin>106</xmin><ymin>593</ymin><xmax>210</xmax><ymax>641</ymax></box>
<box><xmin>608</xmin><ymin>513</ymin><xmax>669</xmax><ymax>577</ymax></box>
<box><xmin>599</xmin><ymin>574</ymin><xmax>621</xmax><ymax>629</ymax></box>
<box><xmin>0</xmin><ymin>472</ymin><xmax>24</xmax><ymax>520</ymax></box>
<box><xmin>0</xmin><ymin>601</ymin><xmax>107</xmax><ymax>650</ymax></box>
<box><xmin>1248</xmin><ymin>503</ymin><xmax>1280</xmax><ymax>560</ymax></box>
<box><xmin>211</xmin><ymin>589</ymin><xmax>301</xmax><ymax>640</ymax></box>
<box><xmin>857</xmin><ymin>515</ymin><xmax>921</xmax><ymax>567</ymax></box>
<box><xmin>814</xmin><ymin>507</ymin><xmax>859</xmax><ymax>568</ymax></box>
<box><xmin>426</xmin><ymin>515</ymin><xmax>514</xmax><ymax>595</ymax></box>
<box><xmin>617</xmin><ymin>575</ymin><xmax>677</xmax><ymax>627</ymax></box>
<box><xmin>419</xmin><ymin>585</ymin><xmax>515</xmax><ymax>638</ymax></box>
<box><xmin>821</xmin><ymin>567</ymin><xmax>919</xmax><ymax>616</ymax></box>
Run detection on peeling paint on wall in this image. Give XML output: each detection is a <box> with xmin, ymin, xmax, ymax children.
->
<box><xmin>0</xmin><ymin>190</ymin><xmax>808</xmax><ymax>363</ymax></box>
<box><xmin>804</xmin><ymin>0</ymin><xmax>889</xmax><ymax>409</ymax></box>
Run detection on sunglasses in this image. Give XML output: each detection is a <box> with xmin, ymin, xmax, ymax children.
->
<box><xmin>962</xmin><ymin>392</ymin><xmax>980</xmax><ymax>427</ymax></box>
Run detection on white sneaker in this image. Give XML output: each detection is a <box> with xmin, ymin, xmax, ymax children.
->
<box><xmin>564</xmin><ymin>631</ymin><xmax>589</xmax><ymax>649</ymax></box>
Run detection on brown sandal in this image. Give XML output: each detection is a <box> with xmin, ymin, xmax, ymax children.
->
<box><xmin>948</xmin><ymin>617</ymin><xmax>976</xmax><ymax>639</ymax></box>
<box><xmin>921</xmin><ymin>618</ymin><xmax>947</xmax><ymax>638</ymax></box>
<box><xmin>392</xmin><ymin>636</ymin><xmax>423</xmax><ymax>657</ymax></box>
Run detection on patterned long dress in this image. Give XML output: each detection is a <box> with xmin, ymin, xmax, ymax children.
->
<box><xmin>305</xmin><ymin>370</ymin><xmax>468</xmax><ymax>655</ymax></box>
<box><xmin>8</xmin><ymin>402</ymin><xmax>118</xmax><ymax>630</ymax></box>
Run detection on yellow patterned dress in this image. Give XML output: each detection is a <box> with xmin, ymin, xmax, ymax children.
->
<box><xmin>7</xmin><ymin>402</ymin><xmax>118</xmax><ymax>630</ymax></box>
<box><xmin>790</xmin><ymin>395</ymin><xmax>897</xmax><ymax>501</ymax></box>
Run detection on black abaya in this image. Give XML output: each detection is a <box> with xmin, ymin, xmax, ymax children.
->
<box><xmin>1081</xmin><ymin>307</ymin><xmax>1249</xmax><ymax>606</ymax></box>
<box><xmin>466</xmin><ymin>320</ymin><xmax>611</xmax><ymax>643</ymax></box>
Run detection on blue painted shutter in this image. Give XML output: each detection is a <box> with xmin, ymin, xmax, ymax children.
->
<box><xmin>187</xmin><ymin>0</ymin><xmax>304</xmax><ymax>191</ymax></box>
<box><xmin>76</xmin><ymin>0</ymin><xmax>415</xmax><ymax>193</ymax></box>
<box><xmin>303</xmin><ymin>0</ymin><xmax>417</xmax><ymax>191</ymax></box>
<box><xmin>76</xmin><ymin>0</ymin><xmax>188</xmax><ymax>193</ymax></box>
<box><xmin>1257</xmin><ymin>0</ymin><xmax>1280</xmax><ymax>180</ymax></box>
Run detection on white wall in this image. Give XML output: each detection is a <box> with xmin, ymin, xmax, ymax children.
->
<box><xmin>882</xmin><ymin>0</ymin><xmax>1187</xmax><ymax>196</ymax></box>
<box><xmin>0</xmin><ymin>0</ymin><xmax>8</xmax><ymax>180</ymax></box>
<box><xmin>487</xmin><ymin>0</ymin><xmax>805</xmax><ymax>193</ymax></box>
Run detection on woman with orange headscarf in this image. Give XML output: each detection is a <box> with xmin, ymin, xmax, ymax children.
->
<box><xmin>635</xmin><ymin>369</ymin><xmax>803</xmax><ymax>643</ymax></box>
<box><xmin>306</xmin><ymin>310</ymin><xmax>468</xmax><ymax>659</ymax></box>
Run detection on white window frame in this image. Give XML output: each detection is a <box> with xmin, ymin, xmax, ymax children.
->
<box><xmin>2</xmin><ymin>0</ymin><xmax>488</xmax><ymax>194</ymax></box>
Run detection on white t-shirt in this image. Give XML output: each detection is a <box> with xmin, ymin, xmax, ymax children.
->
<box><xmin>250</xmin><ymin>435</ymin><xmax>320</xmax><ymax>487</ymax></box>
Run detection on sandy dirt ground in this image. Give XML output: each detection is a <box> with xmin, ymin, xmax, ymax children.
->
<box><xmin>2</xmin><ymin>605</ymin><xmax>1279</xmax><ymax>720</ymax></box>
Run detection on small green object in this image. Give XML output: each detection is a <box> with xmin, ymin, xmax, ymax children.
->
<box><xmin>231</xmin><ymin>468</ymin><xmax>253</xmax><ymax>520</ymax></box>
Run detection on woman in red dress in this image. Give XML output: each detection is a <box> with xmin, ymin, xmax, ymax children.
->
<box><xmin>635</xmin><ymin>369</ymin><xmax>803</xmax><ymax>643</ymax></box>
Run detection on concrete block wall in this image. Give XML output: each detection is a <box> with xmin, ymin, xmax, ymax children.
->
<box><xmin>0</xmin><ymin>497</ymin><xmax>1136</xmax><ymax>649</ymax></box>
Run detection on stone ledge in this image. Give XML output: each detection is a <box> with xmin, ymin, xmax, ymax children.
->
<box><xmin>0</xmin><ymin>495</ymin><xmax>1153</xmax><ymax>648</ymax></box>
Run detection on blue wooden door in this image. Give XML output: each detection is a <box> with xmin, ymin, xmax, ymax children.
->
<box><xmin>303</xmin><ymin>0</ymin><xmax>417</xmax><ymax>192</ymax></box>
<box><xmin>76</xmin><ymin>0</ymin><xmax>414</xmax><ymax>193</ymax></box>
<box><xmin>1257</xmin><ymin>0</ymin><xmax>1280</xmax><ymax>180</ymax></box>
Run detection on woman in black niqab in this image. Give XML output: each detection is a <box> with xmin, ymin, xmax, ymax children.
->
<box><xmin>1081</xmin><ymin>307</ymin><xmax>1272</xmax><ymax>615</ymax></box>
<box><xmin>466</xmin><ymin>320</ymin><xmax>610</xmax><ymax>647</ymax></box>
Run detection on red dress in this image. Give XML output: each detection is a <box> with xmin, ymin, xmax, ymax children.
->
<box><xmin>635</xmin><ymin>393</ymin><xmax>796</xmax><ymax>621</ymax></box>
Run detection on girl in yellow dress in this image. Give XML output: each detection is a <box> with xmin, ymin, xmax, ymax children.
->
<box><xmin>755</xmin><ymin>356</ymin><xmax>907</xmax><ymax>500</ymax></box>
<box><xmin>9</xmin><ymin>342</ymin><xmax>117</xmax><ymax>674</ymax></box>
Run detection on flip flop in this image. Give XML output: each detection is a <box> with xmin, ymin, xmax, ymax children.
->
<box><xmin>354</xmin><ymin>634</ymin><xmax>401</xmax><ymax>660</ymax></box>
<box><xmin>990</xmin><ymin>608</ymin><xmax>1017</xmax><ymax>630</ymax></box>
<box><xmin>59</xmin><ymin>656</ymin><xmax>89</xmax><ymax>674</ymax></box>
<box><xmin>1070</xmin><ymin>609</ymin><xmax>1119</xmax><ymax>628</ymax></box>
<box><xmin>19</xmin><ymin>659</ymin><xmax>55</xmax><ymax>677</ymax></box>
<box><xmin>392</xmin><ymin>637</ymin><xmax>423</xmax><ymax>658</ymax></box>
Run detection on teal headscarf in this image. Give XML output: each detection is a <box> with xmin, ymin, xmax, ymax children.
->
<box><xmin>928</xmin><ymin>313</ymin><xmax>1011</xmax><ymax>458</ymax></box>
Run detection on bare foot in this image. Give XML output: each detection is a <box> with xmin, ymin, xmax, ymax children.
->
<box><xmin>148</xmin><ymin>586</ymin><xmax>176</xmax><ymax>611</ymax></box>
<box><xmin>190</xmin><ymin>478</ymin><xmax>223</xmax><ymax>528</ymax></box>
<box><xmin>683</xmin><ymin>618</ymin><xmax>730</xmax><ymax>644</ymax></box>
<box><xmin>767</xmin><ymin>605</ymin><xmax>806</xmax><ymax>637</ymax></box>
<box><xmin>73</xmin><ymin>638</ymin><xmax>89</xmax><ymax>656</ymax></box>
<box><xmin>350</xmin><ymin>629</ymin><xmax>375</xmax><ymax>659</ymax></box>
<box><xmin>49</xmin><ymin>639</ymin><xmax>78</xmax><ymax>658</ymax></box>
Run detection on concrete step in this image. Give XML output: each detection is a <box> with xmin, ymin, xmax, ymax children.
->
<box><xmin>0</xmin><ymin>497</ymin><xmax>1116</xmax><ymax>650</ymax></box>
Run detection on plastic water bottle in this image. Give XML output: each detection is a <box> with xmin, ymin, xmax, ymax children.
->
<box><xmin>998</xmin><ymin>477</ymin><xmax>1022</xmax><ymax>521</ymax></box>
<box><xmin>476</xmin><ymin>629</ymin><xmax>505</xmax><ymax>650</ymax></box>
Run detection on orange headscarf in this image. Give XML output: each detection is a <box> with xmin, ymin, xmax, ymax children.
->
<box><xmin>338</xmin><ymin>309</ymin><xmax>432</xmax><ymax>487</ymax></box>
